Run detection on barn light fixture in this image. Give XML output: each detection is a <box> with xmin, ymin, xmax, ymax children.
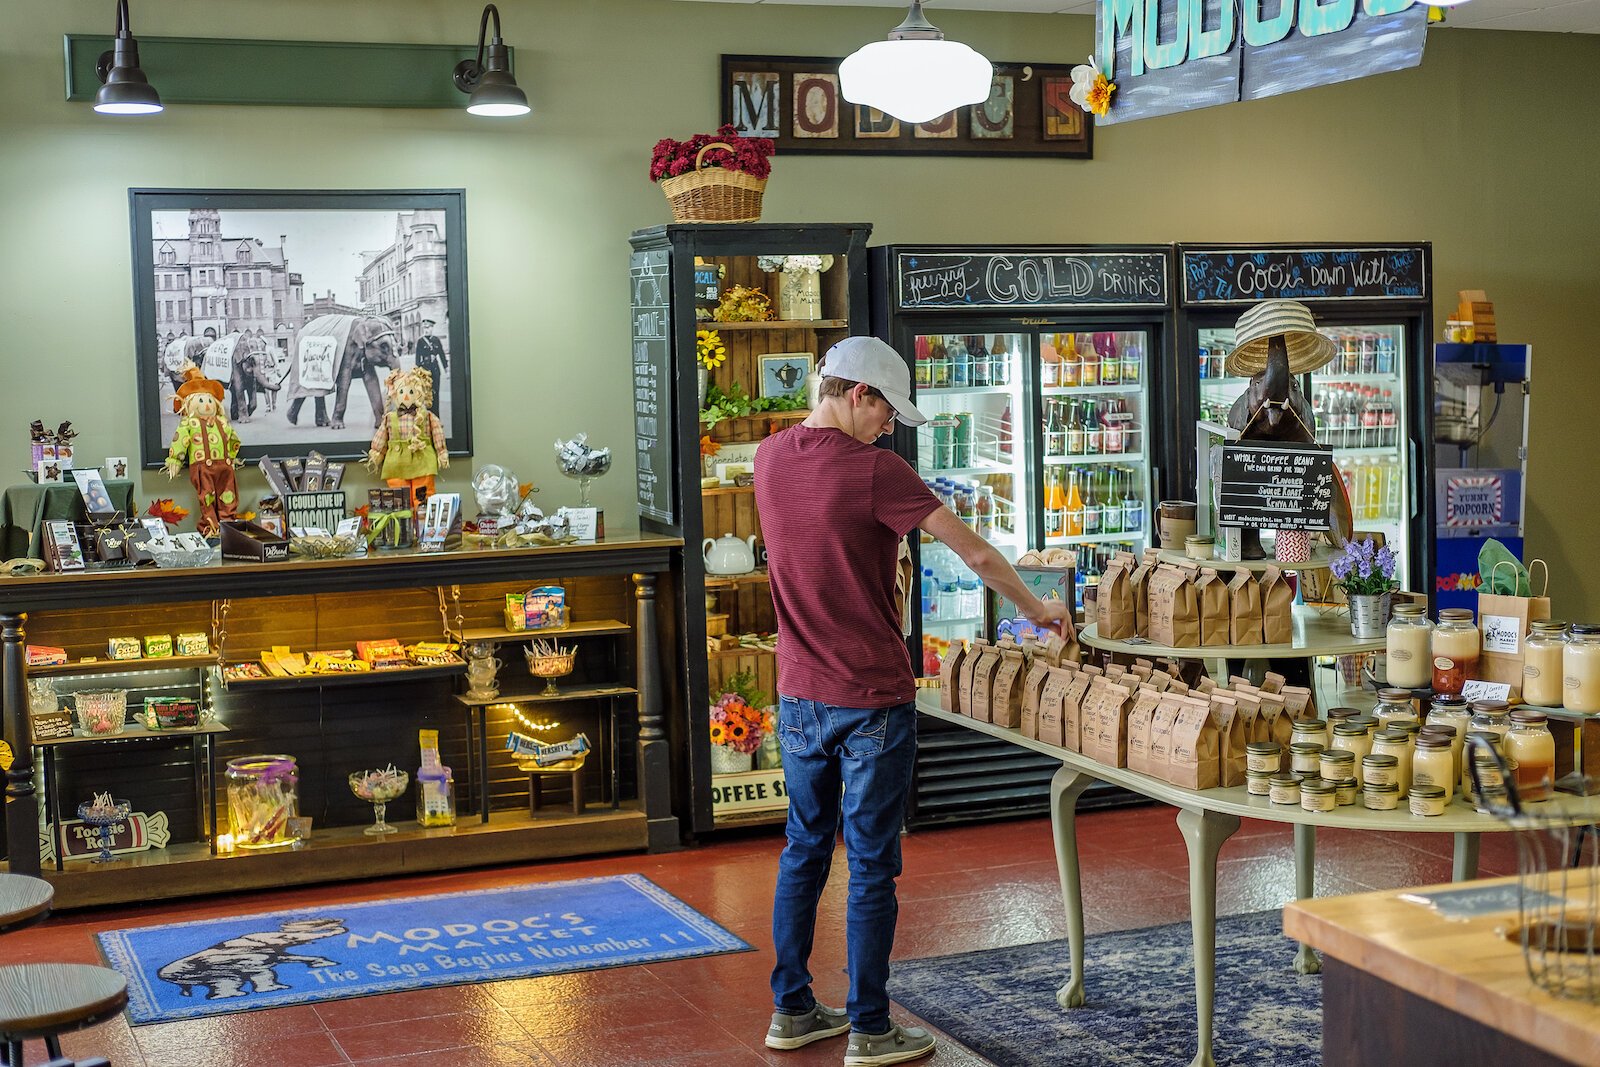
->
<box><xmin>94</xmin><ymin>0</ymin><xmax>163</xmax><ymax>116</ymax></box>
<box><xmin>453</xmin><ymin>4</ymin><xmax>530</xmax><ymax>117</ymax></box>
<box><xmin>839</xmin><ymin>1</ymin><xmax>992</xmax><ymax>125</ymax></box>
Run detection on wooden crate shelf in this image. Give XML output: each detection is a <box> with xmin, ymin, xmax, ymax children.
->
<box><xmin>707</xmin><ymin>644</ymin><xmax>776</xmax><ymax>661</ymax></box>
<box><xmin>704</xmin><ymin>570</ymin><xmax>769</xmax><ymax>590</ymax></box>
<box><xmin>701</xmin><ymin>486</ymin><xmax>756</xmax><ymax>498</ymax></box>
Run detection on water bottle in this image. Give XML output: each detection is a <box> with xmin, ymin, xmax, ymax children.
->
<box><xmin>939</xmin><ymin>580</ymin><xmax>961</xmax><ymax>621</ymax></box>
<box><xmin>959</xmin><ymin>579</ymin><xmax>982</xmax><ymax>619</ymax></box>
<box><xmin>921</xmin><ymin>568</ymin><xmax>938</xmax><ymax>620</ymax></box>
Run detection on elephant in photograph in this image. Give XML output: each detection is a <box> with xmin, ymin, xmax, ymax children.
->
<box><xmin>160</xmin><ymin>336</ymin><xmax>209</xmax><ymax>393</ymax></box>
<box><xmin>223</xmin><ymin>333</ymin><xmax>274</xmax><ymax>424</ymax></box>
<box><xmin>157</xmin><ymin>917</ymin><xmax>348</xmax><ymax>1000</ymax></box>
<box><xmin>285</xmin><ymin>315</ymin><xmax>404</xmax><ymax>431</ymax></box>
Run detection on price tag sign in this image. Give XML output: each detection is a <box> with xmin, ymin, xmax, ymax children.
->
<box><xmin>1218</xmin><ymin>442</ymin><xmax>1334</xmax><ymax>531</ymax></box>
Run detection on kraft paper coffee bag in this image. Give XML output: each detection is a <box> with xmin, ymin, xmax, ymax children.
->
<box><xmin>959</xmin><ymin>639</ymin><xmax>991</xmax><ymax>716</ymax></box>
<box><xmin>1097</xmin><ymin>553</ymin><xmax>1137</xmax><ymax>640</ymax></box>
<box><xmin>1147</xmin><ymin>565</ymin><xmax>1201</xmax><ymax>648</ymax></box>
<box><xmin>1124</xmin><ymin>684</ymin><xmax>1164</xmax><ymax>776</ymax></box>
<box><xmin>969</xmin><ymin>643</ymin><xmax>1004</xmax><ymax>724</ymax></box>
<box><xmin>940</xmin><ymin>641</ymin><xmax>969</xmax><ymax>713</ymax></box>
<box><xmin>1060</xmin><ymin>670</ymin><xmax>1096</xmax><ymax>752</ymax></box>
<box><xmin>1233</xmin><ymin>692</ymin><xmax>1265</xmax><ymax>748</ymax></box>
<box><xmin>1082</xmin><ymin>679</ymin><xmax>1136</xmax><ymax>768</ymax></box>
<box><xmin>1228</xmin><ymin>572</ymin><xmax>1265</xmax><ymax>646</ymax></box>
<box><xmin>1021</xmin><ymin>656</ymin><xmax>1054</xmax><ymax>738</ymax></box>
<box><xmin>1147</xmin><ymin>669</ymin><xmax>1174</xmax><ymax>693</ymax></box>
<box><xmin>1167</xmin><ymin>696</ymin><xmax>1221</xmax><ymax>790</ymax></box>
<box><xmin>1105</xmin><ymin>662</ymin><xmax>1128</xmax><ymax>682</ymax></box>
<box><xmin>1196</xmin><ymin>568</ymin><xmax>1231</xmax><ymax>647</ymax></box>
<box><xmin>1147</xmin><ymin>693</ymin><xmax>1186</xmax><ymax>778</ymax></box>
<box><xmin>1257</xmin><ymin>692</ymin><xmax>1293</xmax><ymax>755</ymax></box>
<box><xmin>1260</xmin><ymin>566</ymin><xmax>1295</xmax><ymax>645</ymax></box>
<box><xmin>990</xmin><ymin>648</ymin><xmax>1027</xmax><ymax>729</ymax></box>
<box><xmin>1280</xmin><ymin>684</ymin><xmax>1316</xmax><ymax>720</ymax></box>
<box><xmin>1195</xmin><ymin>675</ymin><xmax>1218</xmax><ymax>695</ymax></box>
<box><xmin>1169</xmin><ymin>680</ymin><xmax>1191</xmax><ymax>696</ymax></box>
<box><xmin>1037</xmin><ymin>667</ymin><xmax>1073</xmax><ymax>748</ymax></box>
<box><xmin>1210</xmin><ymin>692</ymin><xmax>1247</xmax><ymax>787</ymax></box>
<box><xmin>1129</xmin><ymin>551</ymin><xmax>1160</xmax><ymax>637</ymax></box>
<box><xmin>1261</xmin><ymin>671</ymin><xmax>1287</xmax><ymax>695</ymax></box>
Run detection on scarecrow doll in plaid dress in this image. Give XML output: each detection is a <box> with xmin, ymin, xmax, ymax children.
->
<box><xmin>164</xmin><ymin>367</ymin><xmax>243</xmax><ymax>537</ymax></box>
<box><xmin>366</xmin><ymin>367</ymin><xmax>449</xmax><ymax>511</ymax></box>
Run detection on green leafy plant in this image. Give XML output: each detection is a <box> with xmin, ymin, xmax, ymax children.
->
<box><xmin>700</xmin><ymin>383</ymin><xmax>807</xmax><ymax>429</ymax></box>
<box><xmin>719</xmin><ymin>668</ymin><xmax>771</xmax><ymax>711</ymax></box>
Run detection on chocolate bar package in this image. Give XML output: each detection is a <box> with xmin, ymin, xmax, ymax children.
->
<box><xmin>301</xmin><ymin>451</ymin><xmax>328</xmax><ymax>492</ymax></box>
<box><xmin>324</xmin><ymin>461</ymin><xmax>346</xmax><ymax>490</ymax></box>
<box><xmin>281</xmin><ymin>457</ymin><xmax>306</xmax><ymax>492</ymax></box>
<box><xmin>259</xmin><ymin>458</ymin><xmax>293</xmax><ymax>499</ymax></box>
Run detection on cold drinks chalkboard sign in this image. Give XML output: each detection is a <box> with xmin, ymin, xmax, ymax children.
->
<box><xmin>1219</xmin><ymin>442</ymin><xmax>1335</xmax><ymax>531</ymax></box>
<box><xmin>1182</xmin><ymin>247</ymin><xmax>1427</xmax><ymax>304</ymax></box>
<box><xmin>631</xmin><ymin>250</ymin><xmax>675</xmax><ymax>525</ymax></box>
<box><xmin>894</xmin><ymin>249</ymin><xmax>1169</xmax><ymax>312</ymax></box>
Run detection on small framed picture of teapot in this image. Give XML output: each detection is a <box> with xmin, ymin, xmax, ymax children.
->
<box><xmin>760</xmin><ymin>352</ymin><xmax>814</xmax><ymax>400</ymax></box>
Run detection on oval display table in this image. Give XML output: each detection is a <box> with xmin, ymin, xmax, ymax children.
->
<box><xmin>914</xmin><ymin>692</ymin><xmax>1600</xmax><ymax>1067</ymax></box>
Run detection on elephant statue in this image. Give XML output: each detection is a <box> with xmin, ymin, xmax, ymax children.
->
<box><xmin>284</xmin><ymin>315</ymin><xmax>404</xmax><ymax>431</ymax></box>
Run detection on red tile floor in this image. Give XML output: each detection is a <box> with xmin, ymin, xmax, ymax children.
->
<box><xmin>7</xmin><ymin>805</ymin><xmax>1521</xmax><ymax>1067</ymax></box>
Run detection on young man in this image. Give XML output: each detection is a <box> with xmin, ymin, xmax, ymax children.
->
<box><xmin>754</xmin><ymin>336</ymin><xmax>1072</xmax><ymax>1066</ymax></box>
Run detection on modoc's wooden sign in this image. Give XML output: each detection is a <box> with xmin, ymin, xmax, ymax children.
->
<box><xmin>710</xmin><ymin>767</ymin><xmax>790</xmax><ymax>815</ymax></box>
<box><xmin>1219</xmin><ymin>442</ymin><xmax>1334</xmax><ymax>531</ymax></box>
<box><xmin>1097</xmin><ymin>0</ymin><xmax>1429</xmax><ymax>125</ymax></box>
<box><xmin>721</xmin><ymin>55</ymin><xmax>1092</xmax><ymax>159</ymax></box>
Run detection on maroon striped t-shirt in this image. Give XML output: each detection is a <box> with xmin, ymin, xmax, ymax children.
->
<box><xmin>754</xmin><ymin>425</ymin><xmax>942</xmax><ymax>709</ymax></box>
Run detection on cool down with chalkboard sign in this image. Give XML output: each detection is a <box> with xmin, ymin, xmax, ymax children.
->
<box><xmin>1182</xmin><ymin>247</ymin><xmax>1427</xmax><ymax>304</ymax></box>
<box><xmin>632</xmin><ymin>250</ymin><xmax>674</xmax><ymax>525</ymax></box>
<box><xmin>1219</xmin><ymin>443</ymin><xmax>1335</xmax><ymax>531</ymax></box>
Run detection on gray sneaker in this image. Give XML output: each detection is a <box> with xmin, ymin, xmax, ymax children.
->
<box><xmin>844</xmin><ymin>1025</ymin><xmax>936</xmax><ymax>1066</ymax></box>
<box><xmin>765</xmin><ymin>1003</ymin><xmax>852</xmax><ymax>1050</ymax></box>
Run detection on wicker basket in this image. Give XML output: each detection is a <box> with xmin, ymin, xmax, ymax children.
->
<box><xmin>658</xmin><ymin>142</ymin><xmax>766</xmax><ymax>223</ymax></box>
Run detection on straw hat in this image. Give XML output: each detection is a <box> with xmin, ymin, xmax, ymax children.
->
<box><xmin>172</xmin><ymin>367</ymin><xmax>225</xmax><ymax>413</ymax></box>
<box><xmin>1224</xmin><ymin>300</ymin><xmax>1337</xmax><ymax>376</ymax></box>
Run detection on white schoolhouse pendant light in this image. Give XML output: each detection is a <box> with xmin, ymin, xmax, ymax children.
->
<box><xmin>839</xmin><ymin>1</ymin><xmax>993</xmax><ymax>125</ymax></box>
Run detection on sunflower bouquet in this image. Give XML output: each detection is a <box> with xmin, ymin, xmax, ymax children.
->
<box><xmin>709</xmin><ymin>693</ymin><xmax>774</xmax><ymax>755</ymax></box>
<box><xmin>696</xmin><ymin>329</ymin><xmax>727</xmax><ymax>370</ymax></box>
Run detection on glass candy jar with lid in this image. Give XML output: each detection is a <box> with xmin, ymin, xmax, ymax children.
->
<box><xmin>1431</xmin><ymin>609</ymin><xmax>1480</xmax><ymax>697</ymax></box>
<box><xmin>1565</xmin><ymin>624</ymin><xmax>1600</xmax><ymax>713</ymax></box>
<box><xmin>1505</xmin><ymin>709</ymin><xmax>1556</xmax><ymax>802</ymax></box>
<box><xmin>1385</xmin><ymin>603</ymin><xmax>1434</xmax><ymax>690</ymax></box>
<box><xmin>1522</xmin><ymin>621</ymin><xmax>1567</xmax><ymax>708</ymax></box>
<box><xmin>225</xmin><ymin>755</ymin><xmax>299</xmax><ymax>850</ymax></box>
<box><xmin>1374</xmin><ymin>689</ymin><xmax>1418</xmax><ymax>730</ymax></box>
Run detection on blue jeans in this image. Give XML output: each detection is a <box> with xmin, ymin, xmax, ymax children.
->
<box><xmin>770</xmin><ymin>695</ymin><xmax>918</xmax><ymax>1034</ymax></box>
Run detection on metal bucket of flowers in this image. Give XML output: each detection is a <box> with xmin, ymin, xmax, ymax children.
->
<box><xmin>651</xmin><ymin>125</ymin><xmax>774</xmax><ymax>224</ymax></box>
<box><xmin>708</xmin><ymin>671</ymin><xmax>776</xmax><ymax>774</ymax></box>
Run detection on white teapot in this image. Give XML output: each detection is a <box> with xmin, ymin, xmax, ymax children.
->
<box><xmin>703</xmin><ymin>532</ymin><xmax>757</xmax><ymax>575</ymax></box>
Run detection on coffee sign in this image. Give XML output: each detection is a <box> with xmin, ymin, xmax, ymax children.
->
<box><xmin>1219</xmin><ymin>442</ymin><xmax>1335</xmax><ymax>531</ymax></box>
<box><xmin>1097</xmin><ymin>0</ymin><xmax>1429</xmax><ymax>125</ymax></box>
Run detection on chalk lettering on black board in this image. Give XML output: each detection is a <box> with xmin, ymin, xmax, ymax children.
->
<box><xmin>1182</xmin><ymin>247</ymin><xmax>1426</xmax><ymax>304</ymax></box>
<box><xmin>631</xmin><ymin>250</ymin><xmax>675</xmax><ymax>525</ymax></box>
<box><xmin>896</xmin><ymin>250</ymin><xmax>1169</xmax><ymax>310</ymax></box>
<box><xmin>1219</xmin><ymin>442</ymin><xmax>1335</xmax><ymax>531</ymax></box>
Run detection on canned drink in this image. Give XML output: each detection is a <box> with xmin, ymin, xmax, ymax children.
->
<box><xmin>931</xmin><ymin>419</ymin><xmax>953</xmax><ymax>469</ymax></box>
<box><xmin>1198</xmin><ymin>346</ymin><xmax>1210</xmax><ymax>379</ymax></box>
<box><xmin>952</xmin><ymin>412</ymin><xmax>973</xmax><ymax>469</ymax></box>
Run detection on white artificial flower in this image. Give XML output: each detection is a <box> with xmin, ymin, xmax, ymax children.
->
<box><xmin>1068</xmin><ymin>55</ymin><xmax>1100</xmax><ymax>112</ymax></box>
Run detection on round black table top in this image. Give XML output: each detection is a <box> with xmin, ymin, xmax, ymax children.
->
<box><xmin>0</xmin><ymin>875</ymin><xmax>52</xmax><ymax>935</ymax></box>
<box><xmin>0</xmin><ymin>964</ymin><xmax>127</xmax><ymax>1039</ymax></box>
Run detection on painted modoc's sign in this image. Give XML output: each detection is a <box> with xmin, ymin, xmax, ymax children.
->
<box><xmin>1097</xmin><ymin>0</ymin><xmax>1429</xmax><ymax>125</ymax></box>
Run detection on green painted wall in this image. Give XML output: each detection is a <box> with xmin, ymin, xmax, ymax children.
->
<box><xmin>4</xmin><ymin>1</ymin><xmax>1596</xmax><ymax>615</ymax></box>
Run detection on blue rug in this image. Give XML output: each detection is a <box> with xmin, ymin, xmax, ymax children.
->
<box><xmin>98</xmin><ymin>874</ymin><xmax>751</xmax><ymax>1024</ymax></box>
<box><xmin>889</xmin><ymin>911</ymin><xmax>1322</xmax><ymax>1066</ymax></box>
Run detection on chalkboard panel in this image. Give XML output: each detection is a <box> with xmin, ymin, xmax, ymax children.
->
<box><xmin>1182</xmin><ymin>247</ymin><xmax>1426</xmax><ymax>304</ymax></box>
<box><xmin>1219</xmin><ymin>442</ymin><xmax>1334</xmax><ymax>531</ymax></box>
<box><xmin>631</xmin><ymin>250</ymin><xmax>674</xmax><ymax>525</ymax></box>
<box><xmin>895</xmin><ymin>250</ymin><xmax>1168</xmax><ymax>311</ymax></box>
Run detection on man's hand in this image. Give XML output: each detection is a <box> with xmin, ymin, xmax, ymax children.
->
<box><xmin>1023</xmin><ymin>597</ymin><xmax>1073</xmax><ymax>638</ymax></box>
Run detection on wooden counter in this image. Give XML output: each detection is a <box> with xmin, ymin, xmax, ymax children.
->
<box><xmin>1285</xmin><ymin>872</ymin><xmax>1600</xmax><ymax>1066</ymax></box>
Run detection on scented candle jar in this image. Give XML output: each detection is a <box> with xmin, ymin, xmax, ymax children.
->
<box><xmin>1505</xmin><ymin>709</ymin><xmax>1556</xmax><ymax>803</ymax></box>
<box><xmin>1466</xmin><ymin>738</ymin><xmax>1509</xmax><ymax>811</ymax></box>
<box><xmin>1469</xmin><ymin>700</ymin><xmax>1511</xmax><ymax>742</ymax></box>
<box><xmin>1269</xmin><ymin>775</ymin><xmax>1302</xmax><ymax>805</ymax></box>
<box><xmin>1522</xmin><ymin>621</ymin><xmax>1568</xmax><ymax>707</ymax></box>
<box><xmin>1426</xmin><ymin>700</ymin><xmax>1474</xmax><ymax>779</ymax></box>
<box><xmin>1301</xmin><ymin>779</ymin><xmax>1337</xmax><ymax>813</ymax></box>
<box><xmin>1363</xmin><ymin>782</ymin><xmax>1400</xmax><ymax>810</ymax></box>
<box><xmin>1385</xmin><ymin>603</ymin><xmax>1434</xmax><ymax>690</ymax></box>
<box><xmin>1246</xmin><ymin>768</ymin><xmax>1274</xmax><ymax>796</ymax></box>
<box><xmin>1334</xmin><ymin>778</ymin><xmax>1359</xmax><ymax>806</ymax></box>
<box><xmin>1431</xmin><ymin>609</ymin><xmax>1479</xmax><ymax>697</ymax></box>
<box><xmin>1374</xmin><ymin>688</ymin><xmax>1419</xmax><ymax>730</ymax></box>
<box><xmin>1420</xmin><ymin>723</ymin><xmax>1463</xmax><ymax>789</ymax></box>
<box><xmin>1371</xmin><ymin>730</ymin><xmax>1413</xmax><ymax>794</ymax></box>
<box><xmin>1564</xmin><ymin>624</ymin><xmax>1600</xmax><ymax>713</ymax></box>
<box><xmin>1185</xmin><ymin>535</ymin><xmax>1215</xmax><ymax>562</ymax></box>
<box><xmin>1409</xmin><ymin>785</ymin><xmax>1448</xmax><ymax>817</ymax></box>
<box><xmin>1290</xmin><ymin>742</ymin><xmax>1324</xmax><ymax>776</ymax></box>
<box><xmin>1362</xmin><ymin>753</ymin><xmax>1401</xmax><ymax>790</ymax></box>
<box><xmin>1246</xmin><ymin>741</ymin><xmax>1282</xmax><ymax>774</ymax></box>
<box><xmin>1411</xmin><ymin>733</ymin><xmax>1455</xmax><ymax>802</ymax></box>
<box><xmin>1291</xmin><ymin>719</ymin><xmax>1330</xmax><ymax>752</ymax></box>
<box><xmin>1320</xmin><ymin>748</ymin><xmax>1356</xmax><ymax>783</ymax></box>
<box><xmin>1462</xmin><ymin>731</ymin><xmax>1507</xmax><ymax>805</ymax></box>
<box><xmin>1329</xmin><ymin>722</ymin><xmax>1374</xmax><ymax>784</ymax></box>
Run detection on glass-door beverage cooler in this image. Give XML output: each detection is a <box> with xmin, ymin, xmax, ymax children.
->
<box><xmin>871</xmin><ymin>244</ymin><xmax>1175</xmax><ymax>673</ymax></box>
<box><xmin>1172</xmin><ymin>244</ymin><xmax>1434</xmax><ymax>590</ymax></box>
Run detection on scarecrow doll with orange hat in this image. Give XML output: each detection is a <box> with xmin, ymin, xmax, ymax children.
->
<box><xmin>164</xmin><ymin>367</ymin><xmax>242</xmax><ymax>537</ymax></box>
<box><xmin>365</xmin><ymin>366</ymin><xmax>448</xmax><ymax>511</ymax></box>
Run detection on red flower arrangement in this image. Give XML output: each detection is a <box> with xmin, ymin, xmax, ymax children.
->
<box><xmin>650</xmin><ymin>125</ymin><xmax>775</xmax><ymax>183</ymax></box>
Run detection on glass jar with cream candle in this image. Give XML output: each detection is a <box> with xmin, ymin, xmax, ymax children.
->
<box><xmin>1320</xmin><ymin>748</ymin><xmax>1356</xmax><ymax>783</ymax></box>
<box><xmin>1385</xmin><ymin>603</ymin><xmax>1434</xmax><ymax>690</ymax></box>
<box><xmin>1300</xmin><ymin>779</ymin><xmax>1337</xmax><ymax>813</ymax></box>
<box><xmin>1409</xmin><ymin>785</ymin><xmax>1447</xmax><ymax>817</ymax></box>
<box><xmin>1465</xmin><ymin>734</ymin><xmax>1508</xmax><ymax>811</ymax></box>
<box><xmin>1564</xmin><ymin>624</ymin><xmax>1600</xmax><ymax>713</ymax></box>
<box><xmin>1185</xmin><ymin>535</ymin><xmax>1215</xmax><ymax>562</ymax></box>
<box><xmin>1363</xmin><ymin>782</ymin><xmax>1400</xmax><ymax>810</ymax></box>
<box><xmin>1371</xmin><ymin>731</ymin><xmax>1412</xmax><ymax>793</ymax></box>
<box><xmin>1329</xmin><ymin>721</ymin><xmax>1375</xmax><ymax>784</ymax></box>
<box><xmin>1246</xmin><ymin>768</ymin><xmax>1274</xmax><ymax>796</ymax></box>
<box><xmin>1289</xmin><ymin>742</ymin><xmax>1324</xmax><ymax>776</ymax></box>
<box><xmin>1374</xmin><ymin>688</ymin><xmax>1419</xmax><ymax>730</ymax></box>
<box><xmin>1425</xmin><ymin>699</ymin><xmax>1473</xmax><ymax>770</ymax></box>
<box><xmin>1334</xmin><ymin>778</ymin><xmax>1359</xmax><ymax>806</ymax></box>
<box><xmin>1246</xmin><ymin>741</ymin><xmax>1282</xmax><ymax>775</ymax></box>
<box><xmin>1522</xmin><ymin>621</ymin><xmax>1567</xmax><ymax>708</ymax></box>
<box><xmin>1505</xmin><ymin>709</ymin><xmax>1556</xmax><ymax>803</ymax></box>
<box><xmin>1411</xmin><ymin>733</ymin><xmax>1455</xmax><ymax>802</ymax></box>
<box><xmin>1325</xmin><ymin>707</ymin><xmax>1363</xmax><ymax>725</ymax></box>
<box><xmin>1269</xmin><ymin>775</ymin><xmax>1302</xmax><ymax>805</ymax></box>
<box><xmin>1290</xmin><ymin>718</ymin><xmax>1330</xmax><ymax>752</ymax></box>
<box><xmin>1431</xmin><ymin>609</ymin><xmax>1480</xmax><ymax>697</ymax></box>
<box><xmin>1420</xmin><ymin>722</ymin><xmax>1463</xmax><ymax>790</ymax></box>
<box><xmin>1362</xmin><ymin>752</ymin><xmax>1400</xmax><ymax>790</ymax></box>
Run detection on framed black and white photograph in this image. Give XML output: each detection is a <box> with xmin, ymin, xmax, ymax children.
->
<box><xmin>129</xmin><ymin>189</ymin><xmax>472</xmax><ymax>467</ymax></box>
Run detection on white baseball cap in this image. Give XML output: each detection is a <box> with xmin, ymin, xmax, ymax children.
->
<box><xmin>820</xmin><ymin>336</ymin><xmax>929</xmax><ymax>427</ymax></box>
